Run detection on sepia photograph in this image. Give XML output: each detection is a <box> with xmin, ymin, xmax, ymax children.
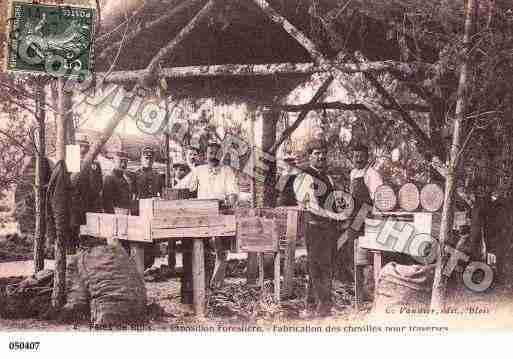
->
<box><xmin>0</xmin><ymin>0</ymin><xmax>512</xmax><ymax>354</ymax></box>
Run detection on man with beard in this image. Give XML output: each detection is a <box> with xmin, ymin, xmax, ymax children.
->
<box><xmin>103</xmin><ymin>151</ymin><xmax>132</xmax><ymax>214</ymax></box>
<box><xmin>178</xmin><ymin>141</ymin><xmax>239</xmax><ymax>289</ymax></box>
<box><xmin>69</xmin><ymin>138</ymin><xmax>103</xmax><ymax>253</ymax></box>
<box><xmin>293</xmin><ymin>139</ymin><xmax>347</xmax><ymax>317</ymax></box>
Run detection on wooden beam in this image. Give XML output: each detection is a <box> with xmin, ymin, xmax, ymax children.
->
<box><xmin>250</xmin><ymin>0</ymin><xmax>325</xmax><ymax>62</ymax></box>
<box><xmin>270</xmin><ymin>76</ymin><xmax>334</xmax><ymax>154</ymax></box>
<box><xmin>100</xmin><ymin>61</ymin><xmax>434</xmax><ymax>83</ymax></box>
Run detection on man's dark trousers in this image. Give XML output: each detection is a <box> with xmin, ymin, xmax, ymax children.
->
<box><xmin>305</xmin><ymin>219</ymin><xmax>339</xmax><ymax>313</ymax></box>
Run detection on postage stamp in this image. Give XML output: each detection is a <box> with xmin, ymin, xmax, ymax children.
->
<box><xmin>4</xmin><ymin>0</ymin><xmax>95</xmax><ymax>78</ymax></box>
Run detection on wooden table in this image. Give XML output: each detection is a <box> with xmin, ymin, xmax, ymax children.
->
<box><xmin>80</xmin><ymin>198</ymin><xmax>236</xmax><ymax>317</ymax></box>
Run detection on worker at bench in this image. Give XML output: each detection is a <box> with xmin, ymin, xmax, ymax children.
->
<box><xmin>177</xmin><ymin>141</ymin><xmax>239</xmax><ymax>289</ymax></box>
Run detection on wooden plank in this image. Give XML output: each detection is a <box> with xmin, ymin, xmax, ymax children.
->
<box><xmin>151</xmin><ymin>226</ymin><xmax>236</xmax><ymax>239</ymax></box>
<box><xmin>282</xmin><ymin>210</ymin><xmax>298</xmax><ymax>299</ymax></box>
<box><xmin>154</xmin><ymin>199</ymin><xmax>219</xmax><ymax>217</ymax></box>
<box><xmin>127</xmin><ymin>216</ymin><xmax>151</xmax><ymax>242</ymax></box>
<box><xmin>131</xmin><ymin>244</ymin><xmax>145</xmax><ymax>274</ymax></box>
<box><xmin>192</xmin><ymin>238</ymin><xmax>206</xmax><ymax>317</ymax></box>
<box><xmin>152</xmin><ymin>215</ymin><xmax>232</xmax><ymax>229</ymax></box>
<box><xmin>274</xmin><ymin>251</ymin><xmax>281</xmax><ymax>302</ymax></box>
<box><xmin>354</xmin><ymin>239</ymin><xmax>363</xmax><ymax>310</ymax></box>
<box><xmin>258</xmin><ymin>253</ymin><xmax>264</xmax><ymax>289</ymax></box>
<box><xmin>373</xmin><ymin>251</ymin><xmax>382</xmax><ymax>288</ymax></box>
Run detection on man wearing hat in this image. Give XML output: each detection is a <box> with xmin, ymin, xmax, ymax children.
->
<box><xmin>293</xmin><ymin>139</ymin><xmax>347</xmax><ymax>317</ymax></box>
<box><xmin>69</xmin><ymin>138</ymin><xmax>103</xmax><ymax>253</ymax></box>
<box><xmin>133</xmin><ymin>146</ymin><xmax>164</xmax><ymax>269</ymax></box>
<box><xmin>178</xmin><ymin>141</ymin><xmax>239</xmax><ymax>289</ymax></box>
<box><xmin>103</xmin><ymin>150</ymin><xmax>132</xmax><ymax>214</ymax></box>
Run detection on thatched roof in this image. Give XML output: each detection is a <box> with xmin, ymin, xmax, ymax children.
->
<box><xmin>94</xmin><ymin>0</ymin><xmax>421</xmax><ymax>101</ymax></box>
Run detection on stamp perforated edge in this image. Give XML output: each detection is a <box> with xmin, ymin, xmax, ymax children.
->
<box><xmin>3</xmin><ymin>0</ymin><xmax>97</xmax><ymax>78</ymax></box>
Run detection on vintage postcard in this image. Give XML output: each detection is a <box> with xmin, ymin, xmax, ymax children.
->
<box><xmin>0</xmin><ymin>0</ymin><xmax>512</xmax><ymax>355</ymax></box>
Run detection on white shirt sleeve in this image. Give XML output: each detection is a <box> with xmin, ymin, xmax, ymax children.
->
<box><xmin>365</xmin><ymin>167</ymin><xmax>383</xmax><ymax>200</ymax></box>
<box><xmin>176</xmin><ymin>168</ymin><xmax>198</xmax><ymax>192</ymax></box>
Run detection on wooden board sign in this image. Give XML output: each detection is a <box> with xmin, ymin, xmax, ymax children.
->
<box><xmin>374</xmin><ymin>184</ymin><xmax>397</xmax><ymax>212</ymax></box>
<box><xmin>420</xmin><ymin>183</ymin><xmax>444</xmax><ymax>212</ymax></box>
<box><xmin>398</xmin><ymin>183</ymin><xmax>420</xmax><ymax>212</ymax></box>
<box><xmin>236</xmin><ymin>217</ymin><xmax>279</xmax><ymax>253</ymax></box>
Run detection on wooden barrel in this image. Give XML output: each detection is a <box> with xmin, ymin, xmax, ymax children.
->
<box><xmin>398</xmin><ymin>183</ymin><xmax>420</xmax><ymax>212</ymax></box>
<box><xmin>420</xmin><ymin>183</ymin><xmax>444</xmax><ymax>212</ymax></box>
<box><xmin>374</xmin><ymin>184</ymin><xmax>397</xmax><ymax>212</ymax></box>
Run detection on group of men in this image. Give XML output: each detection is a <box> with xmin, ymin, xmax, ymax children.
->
<box><xmin>71</xmin><ymin>136</ymin><xmax>383</xmax><ymax>317</ymax></box>
<box><xmin>277</xmin><ymin>140</ymin><xmax>382</xmax><ymax>317</ymax></box>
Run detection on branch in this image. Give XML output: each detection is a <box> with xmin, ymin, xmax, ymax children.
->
<box><xmin>98</xmin><ymin>0</ymin><xmax>204</xmax><ymax>61</ymax></box>
<box><xmin>270</xmin><ymin>76</ymin><xmax>334</xmax><ymax>154</ymax></box>
<box><xmin>274</xmin><ymin>101</ymin><xmax>371</xmax><ymax>112</ymax></box>
<box><xmin>362</xmin><ymin>72</ymin><xmax>432</xmax><ymax>150</ymax></box>
<box><xmin>100</xmin><ymin>60</ymin><xmax>436</xmax><ymax>83</ymax></box>
<box><xmin>251</xmin><ymin>0</ymin><xmax>325</xmax><ymax>62</ymax></box>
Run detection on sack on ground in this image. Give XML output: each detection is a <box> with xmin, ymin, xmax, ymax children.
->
<box><xmin>374</xmin><ymin>262</ymin><xmax>435</xmax><ymax>312</ymax></box>
<box><xmin>79</xmin><ymin>245</ymin><xmax>147</xmax><ymax>325</ymax></box>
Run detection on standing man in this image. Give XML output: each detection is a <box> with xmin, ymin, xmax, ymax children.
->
<box><xmin>294</xmin><ymin>139</ymin><xmax>347</xmax><ymax>317</ymax></box>
<box><xmin>276</xmin><ymin>155</ymin><xmax>299</xmax><ymax>207</ymax></box>
<box><xmin>69</xmin><ymin>138</ymin><xmax>103</xmax><ymax>253</ymax></box>
<box><xmin>348</xmin><ymin>144</ymin><xmax>383</xmax><ymax>300</ymax></box>
<box><xmin>178</xmin><ymin>141</ymin><xmax>239</xmax><ymax>289</ymax></box>
<box><xmin>103</xmin><ymin>150</ymin><xmax>132</xmax><ymax>214</ymax></box>
<box><xmin>133</xmin><ymin>146</ymin><xmax>164</xmax><ymax>269</ymax></box>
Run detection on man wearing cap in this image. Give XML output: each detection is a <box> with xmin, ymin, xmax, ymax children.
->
<box><xmin>103</xmin><ymin>151</ymin><xmax>132</xmax><ymax>214</ymax></box>
<box><xmin>69</xmin><ymin>139</ymin><xmax>103</xmax><ymax>253</ymax></box>
<box><xmin>293</xmin><ymin>139</ymin><xmax>347</xmax><ymax>317</ymax></box>
<box><xmin>133</xmin><ymin>146</ymin><xmax>164</xmax><ymax>269</ymax></box>
<box><xmin>178</xmin><ymin>141</ymin><xmax>239</xmax><ymax>289</ymax></box>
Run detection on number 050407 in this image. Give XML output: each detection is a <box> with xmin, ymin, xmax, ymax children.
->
<box><xmin>9</xmin><ymin>341</ymin><xmax>40</xmax><ymax>350</ymax></box>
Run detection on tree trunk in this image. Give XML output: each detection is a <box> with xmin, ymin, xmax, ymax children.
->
<box><xmin>431</xmin><ymin>0</ymin><xmax>479</xmax><ymax>311</ymax></box>
<box><xmin>34</xmin><ymin>82</ymin><xmax>46</xmax><ymax>273</ymax></box>
<box><xmin>52</xmin><ymin>78</ymin><xmax>69</xmax><ymax>309</ymax></box>
<box><xmin>261</xmin><ymin>109</ymin><xmax>279</xmax><ymax>207</ymax></box>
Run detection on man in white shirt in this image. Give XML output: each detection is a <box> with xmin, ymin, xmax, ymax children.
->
<box><xmin>178</xmin><ymin>141</ymin><xmax>239</xmax><ymax>289</ymax></box>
